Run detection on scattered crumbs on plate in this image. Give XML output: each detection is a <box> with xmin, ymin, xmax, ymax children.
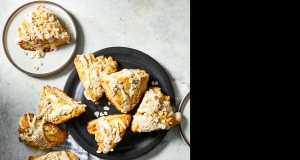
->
<box><xmin>38</xmin><ymin>61</ymin><xmax>43</xmax><ymax>66</ymax></box>
<box><xmin>23</xmin><ymin>52</ymin><xmax>28</xmax><ymax>56</ymax></box>
<box><xmin>34</xmin><ymin>66</ymin><xmax>39</xmax><ymax>70</ymax></box>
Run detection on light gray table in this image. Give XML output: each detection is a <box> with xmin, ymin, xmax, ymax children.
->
<box><xmin>0</xmin><ymin>0</ymin><xmax>190</xmax><ymax>159</ymax></box>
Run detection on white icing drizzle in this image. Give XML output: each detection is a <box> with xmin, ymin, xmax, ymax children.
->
<box><xmin>96</xmin><ymin>116</ymin><xmax>127</xmax><ymax>153</ymax></box>
<box><xmin>133</xmin><ymin>88</ymin><xmax>182</xmax><ymax>132</ymax></box>
<box><xmin>77</xmin><ymin>54</ymin><xmax>103</xmax><ymax>102</ymax></box>
<box><xmin>15</xmin><ymin>5</ymin><xmax>69</xmax><ymax>57</ymax></box>
<box><xmin>18</xmin><ymin>113</ymin><xmax>52</xmax><ymax>150</ymax></box>
<box><xmin>107</xmin><ymin>69</ymin><xmax>142</xmax><ymax>112</ymax></box>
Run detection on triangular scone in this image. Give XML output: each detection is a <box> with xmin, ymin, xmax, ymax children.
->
<box><xmin>74</xmin><ymin>53</ymin><xmax>118</xmax><ymax>104</ymax></box>
<box><xmin>38</xmin><ymin>85</ymin><xmax>86</xmax><ymax>124</ymax></box>
<box><xmin>87</xmin><ymin>114</ymin><xmax>132</xmax><ymax>154</ymax></box>
<box><xmin>18</xmin><ymin>113</ymin><xmax>67</xmax><ymax>150</ymax></box>
<box><xmin>100</xmin><ymin>69</ymin><xmax>150</xmax><ymax>113</ymax></box>
<box><xmin>131</xmin><ymin>86</ymin><xmax>181</xmax><ymax>133</ymax></box>
<box><xmin>15</xmin><ymin>5</ymin><xmax>71</xmax><ymax>58</ymax></box>
<box><xmin>29</xmin><ymin>150</ymin><xmax>79</xmax><ymax>160</ymax></box>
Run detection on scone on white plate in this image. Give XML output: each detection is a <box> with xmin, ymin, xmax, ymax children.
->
<box><xmin>18</xmin><ymin>113</ymin><xmax>67</xmax><ymax>150</ymax></box>
<box><xmin>38</xmin><ymin>85</ymin><xmax>86</xmax><ymax>124</ymax></box>
<box><xmin>74</xmin><ymin>53</ymin><xmax>118</xmax><ymax>104</ymax></box>
<box><xmin>87</xmin><ymin>114</ymin><xmax>132</xmax><ymax>154</ymax></box>
<box><xmin>131</xmin><ymin>86</ymin><xmax>181</xmax><ymax>133</ymax></box>
<box><xmin>29</xmin><ymin>150</ymin><xmax>79</xmax><ymax>160</ymax></box>
<box><xmin>100</xmin><ymin>68</ymin><xmax>150</xmax><ymax>113</ymax></box>
<box><xmin>15</xmin><ymin>5</ymin><xmax>71</xmax><ymax>58</ymax></box>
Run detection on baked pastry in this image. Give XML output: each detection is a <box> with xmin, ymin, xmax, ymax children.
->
<box><xmin>18</xmin><ymin>113</ymin><xmax>67</xmax><ymax>150</ymax></box>
<box><xmin>74</xmin><ymin>53</ymin><xmax>118</xmax><ymax>104</ymax></box>
<box><xmin>29</xmin><ymin>150</ymin><xmax>79</xmax><ymax>160</ymax></box>
<box><xmin>15</xmin><ymin>5</ymin><xmax>71</xmax><ymax>58</ymax></box>
<box><xmin>100</xmin><ymin>68</ymin><xmax>149</xmax><ymax>113</ymax></box>
<box><xmin>87</xmin><ymin>114</ymin><xmax>132</xmax><ymax>153</ymax></box>
<box><xmin>131</xmin><ymin>86</ymin><xmax>181</xmax><ymax>133</ymax></box>
<box><xmin>38</xmin><ymin>85</ymin><xmax>86</xmax><ymax>124</ymax></box>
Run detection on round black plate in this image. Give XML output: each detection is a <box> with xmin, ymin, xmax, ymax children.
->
<box><xmin>64</xmin><ymin>47</ymin><xmax>175</xmax><ymax>160</ymax></box>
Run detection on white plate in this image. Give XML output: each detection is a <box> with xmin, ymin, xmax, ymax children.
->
<box><xmin>178</xmin><ymin>91</ymin><xmax>190</xmax><ymax>146</ymax></box>
<box><xmin>2</xmin><ymin>1</ymin><xmax>78</xmax><ymax>77</ymax></box>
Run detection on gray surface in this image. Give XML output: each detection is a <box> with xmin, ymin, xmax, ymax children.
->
<box><xmin>0</xmin><ymin>0</ymin><xmax>190</xmax><ymax>159</ymax></box>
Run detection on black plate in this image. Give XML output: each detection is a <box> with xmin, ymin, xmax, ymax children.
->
<box><xmin>64</xmin><ymin>47</ymin><xmax>175</xmax><ymax>160</ymax></box>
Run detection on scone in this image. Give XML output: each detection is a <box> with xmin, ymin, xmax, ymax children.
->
<box><xmin>29</xmin><ymin>150</ymin><xmax>79</xmax><ymax>160</ymax></box>
<box><xmin>18</xmin><ymin>113</ymin><xmax>67</xmax><ymax>150</ymax></box>
<box><xmin>74</xmin><ymin>53</ymin><xmax>118</xmax><ymax>104</ymax></box>
<box><xmin>38</xmin><ymin>85</ymin><xmax>86</xmax><ymax>124</ymax></box>
<box><xmin>87</xmin><ymin>114</ymin><xmax>132</xmax><ymax>153</ymax></box>
<box><xmin>131</xmin><ymin>86</ymin><xmax>181</xmax><ymax>133</ymax></box>
<box><xmin>100</xmin><ymin>68</ymin><xmax>149</xmax><ymax>113</ymax></box>
<box><xmin>15</xmin><ymin>5</ymin><xmax>71</xmax><ymax>58</ymax></box>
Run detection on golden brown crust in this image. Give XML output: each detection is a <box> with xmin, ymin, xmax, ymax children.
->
<box><xmin>74</xmin><ymin>53</ymin><xmax>118</xmax><ymax>104</ymax></box>
<box><xmin>28</xmin><ymin>150</ymin><xmax>79</xmax><ymax>160</ymax></box>
<box><xmin>16</xmin><ymin>5</ymin><xmax>70</xmax><ymax>57</ymax></box>
<box><xmin>131</xmin><ymin>86</ymin><xmax>181</xmax><ymax>133</ymax></box>
<box><xmin>100</xmin><ymin>69</ymin><xmax>149</xmax><ymax>113</ymax></box>
<box><xmin>18</xmin><ymin>113</ymin><xmax>67</xmax><ymax>150</ymax></box>
<box><xmin>87</xmin><ymin>114</ymin><xmax>132</xmax><ymax>153</ymax></box>
<box><xmin>38</xmin><ymin>85</ymin><xmax>86</xmax><ymax>125</ymax></box>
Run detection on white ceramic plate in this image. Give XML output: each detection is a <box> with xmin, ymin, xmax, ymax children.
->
<box><xmin>2</xmin><ymin>1</ymin><xmax>78</xmax><ymax>77</ymax></box>
<box><xmin>178</xmin><ymin>91</ymin><xmax>190</xmax><ymax>146</ymax></box>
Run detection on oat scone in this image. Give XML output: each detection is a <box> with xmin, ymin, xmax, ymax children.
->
<box><xmin>29</xmin><ymin>150</ymin><xmax>79</xmax><ymax>160</ymax></box>
<box><xmin>131</xmin><ymin>86</ymin><xmax>181</xmax><ymax>133</ymax></box>
<box><xmin>100</xmin><ymin>68</ymin><xmax>149</xmax><ymax>113</ymax></box>
<box><xmin>87</xmin><ymin>114</ymin><xmax>132</xmax><ymax>153</ymax></box>
<box><xmin>15</xmin><ymin>5</ymin><xmax>71</xmax><ymax>58</ymax></box>
<box><xmin>38</xmin><ymin>85</ymin><xmax>86</xmax><ymax>124</ymax></box>
<box><xmin>18</xmin><ymin>113</ymin><xmax>67</xmax><ymax>150</ymax></box>
<box><xmin>74</xmin><ymin>53</ymin><xmax>118</xmax><ymax>104</ymax></box>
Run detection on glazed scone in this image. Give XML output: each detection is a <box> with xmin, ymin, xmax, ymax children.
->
<box><xmin>100</xmin><ymin>68</ymin><xmax>149</xmax><ymax>113</ymax></box>
<box><xmin>15</xmin><ymin>5</ymin><xmax>71</xmax><ymax>58</ymax></box>
<box><xmin>38</xmin><ymin>85</ymin><xmax>86</xmax><ymax>124</ymax></box>
<box><xmin>29</xmin><ymin>150</ymin><xmax>79</xmax><ymax>160</ymax></box>
<box><xmin>87</xmin><ymin>114</ymin><xmax>132</xmax><ymax>153</ymax></box>
<box><xmin>18</xmin><ymin>113</ymin><xmax>67</xmax><ymax>150</ymax></box>
<box><xmin>131</xmin><ymin>86</ymin><xmax>181</xmax><ymax>133</ymax></box>
<box><xmin>74</xmin><ymin>53</ymin><xmax>118</xmax><ymax>104</ymax></box>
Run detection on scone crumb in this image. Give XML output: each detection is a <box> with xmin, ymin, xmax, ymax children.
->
<box><xmin>103</xmin><ymin>106</ymin><xmax>110</xmax><ymax>110</ymax></box>
<box><xmin>23</xmin><ymin>52</ymin><xmax>28</xmax><ymax>56</ymax></box>
<box><xmin>99</xmin><ymin>112</ymin><xmax>104</xmax><ymax>117</ymax></box>
<box><xmin>151</xmin><ymin>81</ymin><xmax>159</xmax><ymax>85</ymax></box>
<box><xmin>34</xmin><ymin>66</ymin><xmax>39</xmax><ymax>70</ymax></box>
<box><xmin>38</xmin><ymin>61</ymin><xmax>43</xmax><ymax>66</ymax></box>
<box><xmin>104</xmin><ymin>111</ymin><xmax>108</xmax><ymax>115</ymax></box>
<box><xmin>94</xmin><ymin>111</ymin><xmax>99</xmax><ymax>118</ymax></box>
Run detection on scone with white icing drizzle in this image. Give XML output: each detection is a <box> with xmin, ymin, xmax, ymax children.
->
<box><xmin>18</xmin><ymin>113</ymin><xmax>67</xmax><ymax>150</ymax></box>
<box><xmin>15</xmin><ymin>5</ymin><xmax>71</xmax><ymax>58</ymax></box>
<box><xmin>87</xmin><ymin>114</ymin><xmax>132</xmax><ymax>154</ymax></box>
<box><xmin>74</xmin><ymin>53</ymin><xmax>118</xmax><ymax>104</ymax></box>
<box><xmin>38</xmin><ymin>85</ymin><xmax>86</xmax><ymax>124</ymax></box>
<box><xmin>29</xmin><ymin>150</ymin><xmax>79</xmax><ymax>160</ymax></box>
<box><xmin>100</xmin><ymin>68</ymin><xmax>150</xmax><ymax>113</ymax></box>
<box><xmin>131</xmin><ymin>86</ymin><xmax>181</xmax><ymax>133</ymax></box>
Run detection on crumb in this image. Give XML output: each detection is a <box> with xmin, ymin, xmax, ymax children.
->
<box><xmin>104</xmin><ymin>111</ymin><xmax>108</xmax><ymax>115</ymax></box>
<box><xmin>99</xmin><ymin>112</ymin><xmax>104</xmax><ymax>117</ymax></box>
<box><xmin>34</xmin><ymin>66</ymin><xmax>39</xmax><ymax>70</ymax></box>
<box><xmin>23</xmin><ymin>52</ymin><xmax>28</xmax><ymax>56</ymax></box>
<box><xmin>94</xmin><ymin>111</ymin><xmax>99</xmax><ymax>118</ymax></box>
<box><xmin>38</xmin><ymin>61</ymin><xmax>43</xmax><ymax>66</ymax></box>
<box><xmin>103</xmin><ymin>106</ymin><xmax>110</xmax><ymax>110</ymax></box>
